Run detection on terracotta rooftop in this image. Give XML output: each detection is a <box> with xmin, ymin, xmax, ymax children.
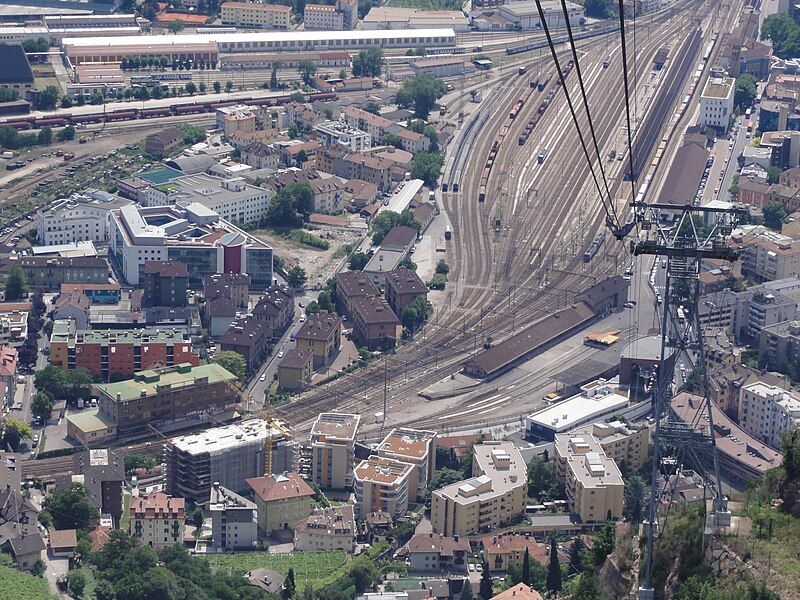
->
<box><xmin>481</xmin><ymin>533</ymin><xmax>548</xmax><ymax>564</ymax></box>
<box><xmin>296</xmin><ymin>311</ymin><xmax>342</xmax><ymax>341</ymax></box>
<box><xmin>247</xmin><ymin>472</ymin><xmax>313</xmax><ymax>503</ymax></box>
<box><xmin>130</xmin><ymin>492</ymin><xmax>185</xmax><ymax>519</ymax></box>
<box><xmin>378</xmin><ymin>427</ymin><xmax>436</xmax><ymax>461</ymax></box>
<box><xmin>407</xmin><ymin>532</ymin><xmax>470</xmax><ymax>556</ymax></box>
<box><xmin>385</xmin><ymin>267</ymin><xmax>427</xmax><ymax>295</ymax></box>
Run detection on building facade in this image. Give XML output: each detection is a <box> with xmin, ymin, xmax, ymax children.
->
<box><xmin>295</xmin><ymin>311</ymin><xmax>342</xmax><ymax>368</ymax></box>
<box><xmin>129</xmin><ymin>492</ymin><xmax>185</xmax><ymax>551</ymax></box>
<box><xmin>353</xmin><ymin>456</ymin><xmax>414</xmax><ymax>519</ymax></box>
<box><xmin>209</xmin><ymin>482</ymin><xmax>258</xmax><ymax>550</ymax></box>
<box><xmin>293</xmin><ymin>505</ymin><xmax>356</xmax><ymax>552</ymax></box>
<box><xmin>738</xmin><ymin>382</ymin><xmax>800</xmax><ymax>449</ymax></box>
<box><xmin>221</xmin><ymin>2</ymin><xmax>292</xmax><ymax>29</ymax></box>
<box><xmin>247</xmin><ymin>472</ymin><xmax>313</xmax><ymax>534</ymax></box>
<box><xmin>699</xmin><ymin>77</ymin><xmax>735</xmax><ymax>131</ymax></box>
<box><xmin>376</xmin><ymin>428</ymin><xmax>436</xmax><ymax>502</ymax></box>
<box><xmin>310</xmin><ymin>412</ymin><xmax>360</xmax><ymax>490</ymax></box>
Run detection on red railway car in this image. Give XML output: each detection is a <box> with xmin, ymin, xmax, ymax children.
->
<box><xmin>139</xmin><ymin>108</ymin><xmax>172</xmax><ymax>118</ymax></box>
<box><xmin>173</xmin><ymin>104</ymin><xmax>206</xmax><ymax>115</ymax></box>
<box><xmin>71</xmin><ymin>113</ymin><xmax>104</xmax><ymax>124</ymax></box>
<box><xmin>35</xmin><ymin>117</ymin><xmax>68</xmax><ymax>127</ymax></box>
<box><xmin>106</xmin><ymin>110</ymin><xmax>137</xmax><ymax>121</ymax></box>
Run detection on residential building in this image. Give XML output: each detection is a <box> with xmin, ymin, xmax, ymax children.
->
<box><xmin>317</xmin><ymin>148</ymin><xmax>392</xmax><ymax>191</ymax></box>
<box><xmin>743</xmin><ymin>290</ymin><xmax>797</xmax><ymax>341</ymax></box>
<box><xmin>525</xmin><ymin>380</ymin><xmax>630</xmax><ymax>442</ymax></box>
<box><xmin>247</xmin><ymin>472</ymin><xmax>313</xmax><ymax>534</ymax></box>
<box><xmin>480</xmin><ymin>533</ymin><xmax>548</xmax><ymax>572</ymax></box>
<box><xmin>252</xmin><ymin>284</ymin><xmax>294</xmax><ymax>338</ymax></box>
<box><xmin>0</xmin><ymin>308</ymin><xmax>28</xmax><ymax>348</ymax></box>
<box><xmin>208</xmin><ymin>482</ymin><xmax>258</xmax><ymax>550</ymax></box>
<box><xmin>407</xmin><ymin>532</ymin><xmax>470</xmax><ymax>572</ymax></box>
<box><xmin>165</xmin><ymin>419</ymin><xmax>295</xmax><ymax>502</ymax></box>
<box><xmin>264</xmin><ymin>169</ymin><xmax>346</xmax><ymax>214</ymax></box>
<box><xmin>570</xmin><ymin>421</ymin><xmax>650</xmax><ymax>472</ymax></box>
<box><xmin>738</xmin><ymin>382</ymin><xmax>800</xmax><ymax>449</ymax></box>
<box><xmin>49</xmin><ymin>529</ymin><xmax>77</xmax><ymax>558</ymax></box>
<box><xmin>354</xmin><ymin>456</ymin><xmax>414</xmax><ymax>519</ymax></box>
<box><xmin>0</xmin><ymin>346</ymin><xmax>17</xmax><ymax>408</ymax></box>
<box><xmin>759</xmin><ymin>320</ymin><xmax>800</xmax><ymax>368</ymax></box>
<box><xmin>384</xmin><ymin>267</ymin><xmax>428</xmax><ymax>316</ymax></box>
<box><xmin>64</xmin><ymin>449</ymin><xmax>125</xmax><ymax>525</ymax></box>
<box><xmin>554</xmin><ymin>433</ymin><xmax>624</xmax><ymax>524</ymax></box>
<box><xmin>142</xmin><ymin>261</ymin><xmax>188</xmax><ymax>308</ymax></box>
<box><xmin>241</xmin><ymin>142</ymin><xmax>281</xmax><ymax>170</ymax></box>
<box><xmin>278</xmin><ymin>348</ymin><xmax>314</xmax><ymax>391</ymax></box>
<box><xmin>205</xmin><ymin>296</ymin><xmax>240</xmax><ymax>338</ymax></box>
<box><xmin>295</xmin><ymin>311</ymin><xmax>342</xmax><ymax>368</ymax></box>
<box><xmin>221</xmin><ymin>2</ymin><xmax>292</xmax><ymax>29</ymax></box>
<box><xmin>377</xmin><ymin>428</ymin><xmax>436</xmax><ymax>502</ymax></box>
<box><xmin>699</xmin><ymin>76</ymin><xmax>735</xmax><ymax>131</ymax></box>
<box><xmin>204</xmin><ymin>272</ymin><xmax>251</xmax><ymax>308</ymax></box>
<box><xmin>335</xmin><ymin>270</ymin><xmax>379</xmax><ymax>316</ymax></box>
<box><xmin>129</xmin><ymin>492</ymin><xmax>185</xmax><ymax>550</ymax></box>
<box><xmin>310</xmin><ymin>412</ymin><xmax>360</xmax><ymax>490</ymax></box>
<box><xmin>491</xmin><ymin>584</ymin><xmax>544</xmax><ymax>600</ymax></box>
<box><xmin>294</xmin><ymin>505</ymin><xmax>356</xmax><ymax>552</ymax></box>
<box><xmin>60</xmin><ymin>283</ymin><xmax>121</xmax><ymax>305</ymax></box>
<box><xmin>431</xmin><ymin>442</ymin><xmax>528</xmax><ymax>536</ymax></box>
<box><xmin>5</xmin><ymin>256</ymin><xmax>109</xmax><ymax>290</ymax></box>
<box><xmin>73</xmin><ymin>364</ymin><xmax>239</xmax><ymax>440</ymax></box>
<box><xmin>736</xmin><ymin>229</ymin><xmax>800</xmax><ymax>282</ymax></box>
<box><xmin>219</xmin><ymin>316</ymin><xmax>270</xmax><ymax>370</ymax></box>
<box><xmin>53</xmin><ymin>289</ymin><xmax>91</xmax><ymax>329</ymax></box>
<box><xmin>314</xmin><ymin>120</ymin><xmax>372</xmax><ymax>152</ymax></box>
<box><xmin>342</xmin><ymin>106</ymin><xmax>397</xmax><ymax>140</ymax></box>
<box><xmin>36</xmin><ymin>189</ymin><xmax>130</xmax><ymax>246</ymax></box>
<box><xmin>49</xmin><ymin>319</ymin><xmax>199</xmax><ymax>381</ymax></box>
<box><xmin>304</xmin><ymin>0</ymin><xmax>357</xmax><ymax>29</ymax></box>
<box><xmin>0</xmin><ymin>453</ymin><xmax>43</xmax><ymax>571</ymax></box>
<box><xmin>145</xmin><ymin>127</ymin><xmax>183</xmax><ymax>157</ymax></box>
<box><xmin>0</xmin><ymin>45</ymin><xmax>34</xmax><ymax>100</ymax></box>
<box><xmin>351</xmin><ymin>295</ymin><xmax>400</xmax><ymax>350</ymax></box>
<box><xmin>109</xmin><ymin>204</ymin><xmax>273</xmax><ymax>287</ymax></box>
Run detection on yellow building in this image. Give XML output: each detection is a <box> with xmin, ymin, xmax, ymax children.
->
<box><xmin>221</xmin><ymin>1</ymin><xmax>291</xmax><ymax>29</ymax></box>
<box><xmin>247</xmin><ymin>472</ymin><xmax>313</xmax><ymax>535</ymax></box>
<box><xmin>554</xmin><ymin>433</ymin><xmax>624</xmax><ymax>524</ymax></box>
<box><xmin>575</xmin><ymin>421</ymin><xmax>649</xmax><ymax>473</ymax></box>
<box><xmin>376</xmin><ymin>427</ymin><xmax>436</xmax><ymax>502</ymax></box>
<box><xmin>430</xmin><ymin>442</ymin><xmax>527</xmax><ymax>536</ymax></box>
<box><xmin>295</xmin><ymin>311</ymin><xmax>342</xmax><ymax>369</ymax></box>
<box><xmin>129</xmin><ymin>492</ymin><xmax>185</xmax><ymax>551</ymax></box>
<box><xmin>310</xmin><ymin>412</ymin><xmax>360</xmax><ymax>490</ymax></box>
<box><xmin>278</xmin><ymin>348</ymin><xmax>314</xmax><ymax>391</ymax></box>
<box><xmin>354</xmin><ymin>456</ymin><xmax>414</xmax><ymax>519</ymax></box>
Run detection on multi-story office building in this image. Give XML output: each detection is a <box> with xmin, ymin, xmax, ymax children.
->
<box><xmin>310</xmin><ymin>412</ymin><xmax>361</xmax><ymax>490</ymax></box>
<box><xmin>221</xmin><ymin>1</ymin><xmax>292</xmax><ymax>29</ymax></box>
<box><xmin>109</xmin><ymin>204</ymin><xmax>273</xmax><ymax>287</ymax></box>
<box><xmin>208</xmin><ymin>482</ymin><xmax>258</xmax><ymax>550</ymax></box>
<box><xmin>36</xmin><ymin>190</ymin><xmax>130</xmax><ymax>246</ymax></box>
<box><xmin>165</xmin><ymin>419</ymin><xmax>295</xmax><ymax>502</ymax></box>
<box><xmin>554</xmin><ymin>433</ymin><xmax>624</xmax><ymax>524</ymax></box>
<box><xmin>738</xmin><ymin>382</ymin><xmax>800</xmax><ymax>449</ymax></box>
<box><xmin>430</xmin><ymin>442</ymin><xmax>528</xmax><ymax>536</ymax></box>
<box><xmin>353</xmin><ymin>456</ymin><xmax>414</xmax><ymax>519</ymax></box>
<box><xmin>49</xmin><ymin>319</ymin><xmax>199</xmax><ymax>381</ymax></box>
<box><xmin>247</xmin><ymin>472</ymin><xmax>313</xmax><ymax>534</ymax></box>
<box><xmin>294</xmin><ymin>505</ymin><xmax>356</xmax><ymax>552</ymax></box>
<box><xmin>129</xmin><ymin>492</ymin><xmax>185</xmax><ymax>550</ymax></box>
<box><xmin>376</xmin><ymin>428</ymin><xmax>436</xmax><ymax>502</ymax></box>
<box><xmin>142</xmin><ymin>261</ymin><xmax>188</xmax><ymax>308</ymax></box>
<box><xmin>699</xmin><ymin>76</ymin><xmax>735</xmax><ymax>132</ymax></box>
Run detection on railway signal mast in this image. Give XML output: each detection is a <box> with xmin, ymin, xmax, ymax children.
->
<box><xmin>627</xmin><ymin>201</ymin><xmax>739</xmax><ymax>600</ymax></box>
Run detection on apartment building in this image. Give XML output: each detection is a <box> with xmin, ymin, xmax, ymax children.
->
<box><xmin>480</xmin><ymin>533</ymin><xmax>548</xmax><ymax>573</ymax></box>
<box><xmin>310</xmin><ymin>412</ymin><xmax>361</xmax><ymax>490</ymax></box>
<box><xmin>208</xmin><ymin>482</ymin><xmax>258</xmax><ymax>550</ymax></box>
<box><xmin>314</xmin><ymin>120</ymin><xmax>372</xmax><ymax>152</ymax></box>
<box><xmin>554</xmin><ymin>433</ymin><xmax>624</xmax><ymax>524</ymax></box>
<box><xmin>0</xmin><ymin>309</ymin><xmax>28</xmax><ymax>348</ymax></box>
<box><xmin>278</xmin><ymin>348</ymin><xmax>314</xmax><ymax>391</ymax></box>
<box><xmin>8</xmin><ymin>256</ymin><xmax>109</xmax><ymax>291</ymax></box>
<box><xmin>221</xmin><ymin>2</ymin><xmax>291</xmax><ymax>29</ymax></box>
<box><xmin>738</xmin><ymin>229</ymin><xmax>800</xmax><ymax>282</ymax></box>
<box><xmin>145</xmin><ymin>127</ymin><xmax>183</xmax><ymax>157</ymax></box>
<box><xmin>165</xmin><ymin>418</ymin><xmax>294</xmax><ymax>502</ymax></box>
<box><xmin>759</xmin><ymin>320</ymin><xmax>800</xmax><ymax>368</ymax></box>
<box><xmin>129</xmin><ymin>492</ymin><xmax>185</xmax><ymax>550</ymax></box>
<box><xmin>342</xmin><ymin>106</ymin><xmax>397</xmax><ymax>140</ymax></box>
<box><xmin>335</xmin><ymin>270</ymin><xmax>379</xmax><ymax>316</ymax></box>
<box><xmin>304</xmin><ymin>0</ymin><xmax>356</xmax><ymax>29</ymax></box>
<box><xmin>317</xmin><ymin>147</ymin><xmax>393</xmax><ymax>191</ymax></box>
<box><xmin>699</xmin><ymin>76</ymin><xmax>735</xmax><ymax>132</ymax></box>
<box><xmin>407</xmin><ymin>533</ymin><xmax>470</xmax><ymax>572</ymax></box>
<box><xmin>219</xmin><ymin>316</ymin><xmax>271</xmax><ymax>370</ymax></box>
<box><xmin>571</xmin><ymin>421</ymin><xmax>650</xmax><ymax>472</ymax></box>
<box><xmin>351</xmin><ymin>295</ymin><xmax>401</xmax><ymax>350</ymax></box>
<box><xmin>295</xmin><ymin>311</ymin><xmax>342</xmax><ymax>368</ymax></box>
<box><xmin>294</xmin><ymin>505</ymin><xmax>356</xmax><ymax>552</ymax></box>
<box><xmin>354</xmin><ymin>456</ymin><xmax>414</xmax><ymax>519</ymax></box>
<box><xmin>252</xmin><ymin>284</ymin><xmax>294</xmax><ymax>338</ymax></box>
<box><xmin>36</xmin><ymin>189</ymin><xmax>130</xmax><ymax>246</ymax></box>
<box><xmin>744</xmin><ymin>291</ymin><xmax>797</xmax><ymax>341</ymax></box>
<box><xmin>0</xmin><ymin>345</ymin><xmax>17</xmax><ymax>408</ymax></box>
<box><xmin>247</xmin><ymin>472</ymin><xmax>313</xmax><ymax>534</ymax></box>
<box><xmin>204</xmin><ymin>272</ymin><xmax>251</xmax><ymax>307</ymax></box>
<box><xmin>142</xmin><ymin>261</ymin><xmax>188</xmax><ymax>308</ymax></box>
<box><xmin>738</xmin><ymin>382</ymin><xmax>800</xmax><ymax>449</ymax></box>
<box><xmin>431</xmin><ymin>442</ymin><xmax>527</xmax><ymax>536</ymax></box>
<box><xmin>66</xmin><ymin>449</ymin><xmax>125</xmax><ymax>525</ymax></box>
<box><xmin>376</xmin><ymin>428</ymin><xmax>436</xmax><ymax>502</ymax></box>
<box><xmin>384</xmin><ymin>267</ymin><xmax>428</xmax><ymax>316</ymax></box>
<box><xmin>109</xmin><ymin>204</ymin><xmax>273</xmax><ymax>287</ymax></box>
<box><xmin>49</xmin><ymin>319</ymin><xmax>199</xmax><ymax>381</ymax></box>
<box><xmin>241</xmin><ymin>142</ymin><xmax>282</xmax><ymax>170</ymax></box>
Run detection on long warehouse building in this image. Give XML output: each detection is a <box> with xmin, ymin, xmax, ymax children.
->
<box><xmin>62</xmin><ymin>28</ymin><xmax>457</xmax><ymax>65</ymax></box>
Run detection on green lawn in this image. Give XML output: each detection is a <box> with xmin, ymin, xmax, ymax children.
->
<box><xmin>206</xmin><ymin>550</ymin><xmax>348</xmax><ymax>590</ymax></box>
<box><xmin>0</xmin><ymin>565</ymin><xmax>56</xmax><ymax>600</ymax></box>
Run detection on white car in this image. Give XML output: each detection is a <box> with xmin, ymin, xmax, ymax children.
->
<box><xmin>468</xmin><ymin>564</ymin><xmax>475</xmax><ymax>572</ymax></box>
<box><xmin>278</xmin><ymin>351</ymin><xmax>284</xmax><ymax>358</ymax></box>
<box><xmin>299</xmin><ymin>316</ymin><xmax>306</xmax><ymax>322</ymax></box>
<box><xmin>475</xmin><ymin>564</ymin><xmax>483</xmax><ymax>573</ymax></box>
<box><xmin>260</xmin><ymin>373</ymin><xmax>267</xmax><ymax>382</ymax></box>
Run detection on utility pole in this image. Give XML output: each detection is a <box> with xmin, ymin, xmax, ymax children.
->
<box><xmin>380</xmin><ymin>354</ymin><xmax>388</xmax><ymax>435</ymax></box>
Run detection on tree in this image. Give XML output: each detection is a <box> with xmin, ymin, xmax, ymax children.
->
<box><xmin>198</xmin><ymin>81</ymin><xmax>206</xmax><ymax>94</ymax></box>
<box><xmin>734</xmin><ymin>73</ymin><xmax>757</xmax><ymax>110</ymax></box>
<box><xmin>0</xmin><ymin>87</ymin><xmax>18</xmax><ymax>102</ymax></box>
<box><xmin>177</xmin><ymin>123</ymin><xmax>207</xmax><ymax>145</ymax></box>
<box><xmin>435</xmin><ymin>259</ymin><xmax>450</xmax><ymax>275</ymax></box>
<box><xmin>166</xmin><ymin>19</ymin><xmax>185</xmax><ymax>33</ymax></box>
<box><xmin>286</xmin><ymin>265</ymin><xmax>307</xmax><ymax>289</ymax></box>
<box><xmin>37</xmin><ymin>126</ymin><xmax>52</xmax><ymax>145</ymax></box>
<box><xmin>34</xmin><ymin>365</ymin><xmax>69</xmax><ymax>401</ymax></box>
<box><xmin>349</xmin><ymin>252</ymin><xmax>371</xmax><ymax>270</ymax></box>
<box><xmin>46</xmin><ymin>482</ymin><xmax>99</xmax><ymax>530</ymax></box>
<box><xmin>521</xmin><ymin>548</ymin><xmax>531</xmax><ymax>585</ymax></box>
<box><xmin>282</xmin><ymin>568</ymin><xmax>296</xmax><ymax>600</ymax></box>
<box><xmin>124</xmin><ymin>453</ymin><xmax>154</xmax><ymax>474</ymax></box>
<box><xmin>546</xmin><ymin>536</ymin><xmax>562</xmax><ymax>593</ymax></box>
<box><xmin>411</xmin><ymin>151</ymin><xmax>444</xmax><ymax>187</ymax></box>
<box><xmin>225</xmin><ymin>80</ymin><xmax>234</xmax><ymax>92</ymax></box>
<box><xmin>31</xmin><ymin>391</ymin><xmax>54</xmax><ymax>422</ymax></box>
<box><xmin>592</xmin><ymin>520</ymin><xmax>616</xmax><ymax>566</ymax></box>
<box><xmin>526</xmin><ymin>456</ymin><xmax>555</xmax><ymax>500</ymax></box>
<box><xmin>478</xmin><ymin>561</ymin><xmax>493</xmax><ymax>600</ymax></box>
<box><xmin>4</xmin><ymin>266</ymin><xmax>28</xmax><ymax>301</ymax></box>
<box><xmin>213</xmin><ymin>81</ymin><xmax>221</xmax><ymax>93</ymax></box>
<box><xmin>623</xmin><ymin>475</ymin><xmax>646</xmax><ymax>525</ymax></box>
<box><xmin>569</xmin><ymin>536</ymin><xmax>587</xmax><ymax>575</ymax></box>
<box><xmin>192</xmin><ymin>506</ymin><xmax>204</xmax><ymax>531</ymax></box>
<box><xmin>370</xmin><ymin>209</ymin><xmax>420</xmax><ymax>245</ymax></box>
<box><xmin>585</xmin><ymin>0</ymin><xmax>610</xmax><ymax>17</ymax></box>
<box><xmin>68</xmin><ymin>570</ymin><xmax>88</xmax><ymax>598</ymax></box>
<box><xmin>363</xmin><ymin>101</ymin><xmax>381</xmax><ymax>115</ymax></box>
<box><xmin>352</xmin><ymin>47</ymin><xmax>383</xmax><ymax>77</ymax></box>
<box><xmin>459</xmin><ymin>581</ymin><xmax>474</xmax><ymax>600</ymax></box>
<box><xmin>30</xmin><ymin>559</ymin><xmax>46</xmax><ymax>576</ymax></box>
<box><xmin>270</xmin><ymin>62</ymin><xmax>280</xmax><ymax>90</ymax></box>
<box><xmin>185</xmin><ymin>81</ymin><xmax>197</xmax><ymax>95</ymax></box>
<box><xmin>2</xmin><ymin>418</ymin><xmax>32</xmax><ymax>452</ymax></box>
<box><xmin>766</xmin><ymin>166</ymin><xmax>782</xmax><ymax>184</ymax></box>
<box><xmin>58</xmin><ymin>125</ymin><xmax>76</xmax><ymax>142</ymax></box>
<box><xmin>401</xmin><ymin>296</ymin><xmax>432</xmax><ymax>333</ymax></box>
<box><xmin>383</xmin><ymin>134</ymin><xmax>404</xmax><ymax>149</ymax></box>
<box><xmin>36</xmin><ymin>85</ymin><xmax>60</xmax><ymax>110</ymax></box>
<box><xmin>305</xmin><ymin>301</ymin><xmax>320</xmax><ymax>315</ymax></box>
<box><xmin>317</xmin><ymin>291</ymin><xmax>334</xmax><ymax>313</ymax></box>
<box><xmin>262</xmin><ymin>182</ymin><xmax>314</xmax><ymax>228</ymax></box>
<box><xmin>571</xmin><ymin>572</ymin><xmax>606</xmax><ymax>599</ymax></box>
<box><xmin>396</xmin><ymin>74</ymin><xmax>446</xmax><ymax>118</ymax></box>
<box><xmin>763</xmin><ymin>201</ymin><xmax>787</xmax><ymax>231</ymax></box>
<box><xmin>761</xmin><ymin>13</ymin><xmax>800</xmax><ymax>58</ymax></box>
<box><xmin>212</xmin><ymin>350</ymin><xmax>248</xmax><ymax>381</ymax></box>
<box><xmin>298</xmin><ymin>59</ymin><xmax>317</xmax><ymax>86</ymax></box>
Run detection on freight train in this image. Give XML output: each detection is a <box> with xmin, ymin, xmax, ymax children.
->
<box><xmin>0</xmin><ymin>92</ymin><xmax>337</xmax><ymax>131</ymax></box>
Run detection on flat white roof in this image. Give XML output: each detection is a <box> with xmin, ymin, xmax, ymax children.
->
<box><xmin>62</xmin><ymin>28</ymin><xmax>456</xmax><ymax>49</ymax></box>
<box><xmin>378</xmin><ymin>178</ymin><xmax>424</xmax><ymax>216</ymax></box>
<box><xmin>527</xmin><ymin>382</ymin><xmax>629</xmax><ymax>433</ymax></box>
<box><xmin>170</xmin><ymin>419</ymin><xmax>286</xmax><ymax>455</ymax></box>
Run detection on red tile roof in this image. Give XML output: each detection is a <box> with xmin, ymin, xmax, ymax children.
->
<box><xmin>247</xmin><ymin>472</ymin><xmax>313</xmax><ymax>503</ymax></box>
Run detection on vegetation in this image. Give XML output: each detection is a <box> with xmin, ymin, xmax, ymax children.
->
<box><xmin>591</xmin><ymin>520</ymin><xmax>616</xmax><ymax>567</ymax></box>
<box><xmin>370</xmin><ymin>209</ymin><xmax>421</xmax><ymax>245</ymax></box>
<box><xmin>526</xmin><ymin>456</ymin><xmax>557</xmax><ymax>501</ymax></box>
<box><xmin>428</xmin><ymin>274</ymin><xmax>447</xmax><ymax>290</ymax></box>
<box><xmin>734</xmin><ymin>73</ymin><xmax>758</xmax><ymax>110</ymax></box>
<box><xmin>45</xmin><ymin>482</ymin><xmax>99</xmax><ymax>531</ymax></box>
<box><xmin>177</xmin><ymin>124</ymin><xmax>207</xmax><ymax>145</ymax></box>
<box><xmin>298</xmin><ymin>59</ymin><xmax>317</xmax><ymax>85</ymax></box>
<box><xmin>763</xmin><ymin>201</ymin><xmax>787</xmax><ymax>231</ymax></box>
<box><xmin>766</xmin><ymin>166</ymin><xmax>782</xmax><ymax>184</ymax></box>
<box><xmin>411</xmin><ymin>151</ymin><xmax>444</xmax><ymax>187</ymax></box>
<box><xmin>352</xmin><ymin>47</ymin><xmax>383</xmax><ymax>77</ymax></box>
<box><xmin>289</xmin><ymin>229</ymin><xmax>330</xmax><ymax>250</ymax></box>
<box><xmin>34</xmin><ymin>365</ymin><xmax>93</xmax><ymax>407</ymax></box>
<box><xmin>212</xmin><ymin>350</ymin><xmax>248</xmax><ymax>382</ymax></box>
<box><xmin>1</xmin><ymin>418</ymin><xmax>32</xmax><ymax>452</ymax></box>
<box><xmin>261</xmin><ymin>182</ymin><xmax>315</xmax><ymax>229</ymax></box>
<box><xmin>348</xmin><ymin>251</ymin><xmax>372</xmax><ymax>270</ymax></box>
<box><xmin>207</xmin><ymin>549</ymin><xmax>349</xmax><ymax>590</ymax></box>
<box><xmin>435</xmin><ymin>259</ymin><xmax>450</xmax><ymax>275</ymax></box>
<box><xmin>0</xmin><ymin>554</ymin><xmax>55</xmax><ymax>600</ymax></box>
<box><xmin>4</xmin><ymin>266</ymin><xmax>28</xmax><ymax>301</ymax></box>
<box><xmin>623</xmin><ymin>475</ymin><xmax>646</xmax><ymax>525</ymax></box>
<box><xmin>761</xmin><ymin>13</ymin><xmax>800</xmax><ymax>58</ymax></box>
<box><xmin>394</xmin><ymin>74</ymin><xmax>447</xmax><ymax>118</ymax></box>
<box><xmin>546</xmin><ymin>536</ymin><xmax>562</xmax><ymax>593</ymax></box>
<box><xmin>286</xmin><ymin>265</ymin><xmax>308</xmax><ymax>288</ymax></box>
<box><xmin>124</xmin><ymin>453</ymin><xmax>155</xmax><ymax>474</ymax></box>
<box><xmin>30</xmin><ymin>391</ymin><xmax>54</xmax><ymax>423</ymax></box>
